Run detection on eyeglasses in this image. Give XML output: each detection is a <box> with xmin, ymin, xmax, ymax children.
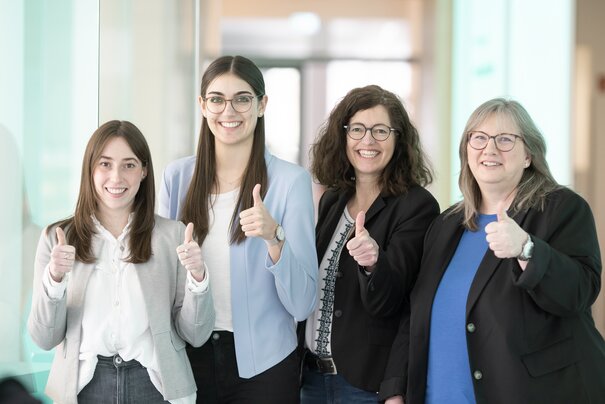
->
<box><xmin>344</xmin><ymin>123</ymin><xmax>397</xmax><ymax>142</ymax></box>
<box><xmin>202</xmin><ymin>95</ymin><xmax>261</xmax><ymax>114</ymax></box>
<box><xmin>467</xmin><ymin>131</ymin><xmax>523</xmax><ymax>152</ymax></box>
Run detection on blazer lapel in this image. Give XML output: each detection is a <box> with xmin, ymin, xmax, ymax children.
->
<box><xmin>135</xmin><ymin>256</ymin><xmax>168</xmax><ymax>333</ymax></box>
<box><xmin>413</xmin><ymin>213</ymin><xmax>465</xmax><ymax>336</ymax></box>
<box><xmin>466</xmin><ymin>208</ymin><xmax>531</xmax><ymax>316</ymax></box>
<box><xmin>364</xmin><ymin>194</ymin><xmax>387</xmax><ymax>224</ymax></box>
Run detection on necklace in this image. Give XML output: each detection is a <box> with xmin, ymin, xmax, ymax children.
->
<box><xmin>216</xmin><ymin>173</ymin><xmax>242</xmax><ymax>186</ymax></box>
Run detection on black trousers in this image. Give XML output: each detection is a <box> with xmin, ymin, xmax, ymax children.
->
<box><xmin>187</xmin><ymin>331</ymin><xmax>300</xmax><ymax>404</ymax></box>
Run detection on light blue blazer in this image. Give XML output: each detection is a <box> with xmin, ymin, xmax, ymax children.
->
<box><xmin>159</xmin><ymin>151</ymin><xmax>318</xmax><ymax>377</ymax></box>
<box><xmin>27</xmin><ymin>215</ymin><xmax>215</xmax><ymax>403</ymax></box>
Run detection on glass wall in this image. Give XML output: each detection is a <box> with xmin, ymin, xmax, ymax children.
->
<box><xmin>0</xmin><ymin>0</ymin><xmax>99</xmax><ymax>401</ymax></box>
<box><xmin>450</xmin><ymin>0</ymin><xmax>574</xmax><ymax>202</ymax></box>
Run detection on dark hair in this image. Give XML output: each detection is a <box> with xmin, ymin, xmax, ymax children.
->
<box><xmin>452</xmin><ymin>98</ymin><xmax>560</xmax><ymax>230</ymax></box>
<box><xmin>181</xmin><ymin>55</ymin><xmax>267</xmax><ymax>244</ymax></box>
<box><xmin>51</xmin><ymin>120</ymin><xmax>155</xmax><ymax>263</ymax></box>
<box><xmin>310</xmin><ymin>85</ymin><xmax>433</xmax><ymax>195</ymax></box>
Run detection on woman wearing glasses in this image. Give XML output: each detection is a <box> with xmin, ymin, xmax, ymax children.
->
<box><xmin>401</xmin><ymin>98</ymin><xmax>605</xmax><ymax>403</ymax></box>
<box><xmin>301</xmin><ymin>85</ymin><xmax>439</xmax><ymax>403</ymax></box>
<box><xmin>159</xmin><ymin>55</ymin><xmax>317</xmax><ymax>403</ymax></box>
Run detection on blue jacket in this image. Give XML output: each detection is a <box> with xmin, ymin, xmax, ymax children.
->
<box><xmin>159</xmin><ymin>151</ymin><xmax>318</xmax><ymax>377</ymax></box>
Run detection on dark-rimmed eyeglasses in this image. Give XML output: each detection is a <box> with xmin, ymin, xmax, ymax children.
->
<box><xmin>344</xmin><ymin>124</ymin><xmax>397</xmax><ymax>142</ymax></box>
<box><xmin>467</xmin><ymin>131</ymin><xmax>523</xmax><ymax>152</ymax></box>
<box><xmin>202</xmin><ymin>95</ymin><xmax>262</xmax><ymax>114</ymax></box>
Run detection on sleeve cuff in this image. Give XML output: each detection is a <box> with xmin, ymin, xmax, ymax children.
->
<box><xmin>186</xmin><ymin>263</ymin><xmax>210</xmax><ymax>293</ymax></box>
<box><xmin>43</xmin><ymin>264</ymin><xmax>68</xmax><ymax>300</ymax></box>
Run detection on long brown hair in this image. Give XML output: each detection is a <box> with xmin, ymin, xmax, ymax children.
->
<box><xmin>181</xmin><ymin>55</ymin><xmax>267</xmax><ymax>244</ymax></box>
<box><xmin>310</xmin><ymin>85</ymin><xmax>433</xmax><ymax>195</ymax></box>
<box><xmin>451</xmin><ymin>98</ymin><xmax>559</xmax><ymax>230</ymax></box>
<box><xmin>51</xmin><ymin>120</ymin><xmax>155</xmax><ymax>263</ymax></box>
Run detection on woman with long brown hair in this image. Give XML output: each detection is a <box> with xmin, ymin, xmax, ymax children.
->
<box><xmin>159</xmin><ymin>55</ymin><xmax>317</xmax><ymax>403</ymax></box>
<box><xmin>28</xmin><ymin>120</ymin><xmax>215</xmax><ymax>403</ymax></box>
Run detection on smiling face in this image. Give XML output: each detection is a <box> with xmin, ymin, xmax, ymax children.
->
<box><xmin>345</xmin><ymin>105</ymin><xmax>396</xmax><ymax>183</ymax></box>
<box><xmin>93</xmin><ymin>136</ymin><xmax>146</xmax><ymax>220</ymax></box>
<box><xmin>467</xmin><ymin>113</ymin><xmax>530</xmax><ymax>196</ymax></box>
<box><xmin>200</xmin><ymin>72</ymin><xmax>267</xmax><ymax>149</ymax></box>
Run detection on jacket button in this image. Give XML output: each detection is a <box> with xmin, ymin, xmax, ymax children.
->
<box><xmin>336</xmin><ymin>271</ymin><xmax>343</xmax><ymax>278</ymax></box>
<box><xmin>466</xmin><ymin>323</ymin><xmax>476</xmax><ymax>333</ymax></box>
<box><xmin>473</xmin><ymin>370</ymin><xmax>483</xmax><ymax>380</ymax></box>
<box><xmin>212</xmin><ymin>333</ymin><xmax>220</xmax><ymax>340</ymax></box>
<box><xmin>334</xmin><ymin>310</ymin><xmax>342</xmax><ymax>318</ymax></box>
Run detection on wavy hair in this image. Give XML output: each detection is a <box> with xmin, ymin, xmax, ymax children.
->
<box><xmin>181</xmin><ymin>55</ymin><xmax>267</xmax><ymax>245</ymax></box>
<box><xmin>451</xmin><ymin>98</ymin><xmax>560</xmax><ymax>230</ymax></box>
<box><xmin>51</xmin><ymin>120</ymin><xmax>155</xmax><ymax>263</ymax></box>
<box><xmin>310</xmin><ymin>85</ymin><xmax>433</xmax><ymax>195</ymax></box>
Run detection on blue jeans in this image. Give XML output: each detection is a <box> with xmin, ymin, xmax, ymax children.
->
<box><xmin>78</xmin><ymin>354</ymin><xmax>167</xmax><ymax>404</ymax></box>
<box><xmin>300</xmin><ymin>366</ymin><xmax>378</xmax><ymax>404</ymax></box>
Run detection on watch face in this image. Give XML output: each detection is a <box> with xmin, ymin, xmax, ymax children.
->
<box><xmin>276</xmin><ymin>225</ymin><xmax>285</xmax><ymax>241</ymax></box>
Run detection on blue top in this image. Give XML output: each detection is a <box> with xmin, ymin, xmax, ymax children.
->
<box><xmin>425</xmin><ymin>214</ymin><xmax>496</xmax><ymax>404</ymax></box>
<box><xmin>158</xmin><ymin>151</ymin><xmax>318</xmax><ymax>378</ymax></box>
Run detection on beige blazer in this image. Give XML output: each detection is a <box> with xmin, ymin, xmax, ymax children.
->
<box><xmin>27</xmin><ymin>215</ymin><xmax>215</xmax><ymax>404</ymax></box>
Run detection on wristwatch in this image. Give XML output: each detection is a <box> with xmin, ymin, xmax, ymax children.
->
<box><xmin>268</xmin><ymin>224</ymin><xmax>285</xmax><ymax>245</ymax></box>
<box><xmin>517</xmin><ymin>234</ymin><xmax>534</xmax><ymax>261</ymax></box>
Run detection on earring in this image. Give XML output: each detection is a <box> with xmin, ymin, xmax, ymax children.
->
<box><xmin>524</xmin><ymin>161</ymin><xmax>530</xmax><ymax>168</ymax></box>
<box><xmin>259</xmin><ymin>113</ymin><xmax>263</xmax><ymax>118</ymax></box>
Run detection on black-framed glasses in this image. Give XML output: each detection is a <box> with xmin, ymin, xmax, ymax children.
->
<box><xmin>467</xmin><ymin>131</ymin><xmax>523</xmax><ymax>152</ymax></box>
<box><xmin>202</xmin><ymin>94</ymin><xmax>262</xmax><ymax>114</ymax></box>
<box><xmin>344</xmin><ymin>123</ymin><xmax>397</xmax><ymax>142</ymax></box>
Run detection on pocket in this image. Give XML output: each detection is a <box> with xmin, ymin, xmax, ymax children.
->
<box><xmin>521</xmin><ymin>336</ymin><xmax>579</xmax><ymax>377</ymax></box>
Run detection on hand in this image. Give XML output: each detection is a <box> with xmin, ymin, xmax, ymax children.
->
<box><xmin>49</xmin><ymin>227</ymin><xmax>75</xmax><ymax>282</ymax></box>
<box><xmin>346</xmin><ymin>211</ymin><xmax>379</xmax><ymax>269</ymax></box>
<box><xmin>485</xmin><ymin>201</ymin><xmax>528</xmax><ymax>258</ymax></box>
<box><xmin>385</xmin><ymin>395</ymin><xmax>405</xmax><ymax>404</ymax></box>
<box><xmin>239</xmin><ymin>184</ymin><xmax>278</xmax><ymax>242</ymax></box>
<box><xmin>177</xmin><ymin>223</ymin><xmax>205</xmax><ymax>281</ymax></box>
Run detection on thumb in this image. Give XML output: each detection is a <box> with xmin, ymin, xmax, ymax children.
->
<box><xmin>56</xmin><ymin>227</ymin><xmax>67</xmax><ymax>246</ymax></box>
<box><xmin>252</xmin><ymin>183</ymin><xmax>263</xmax><ymax>207</ymax></box>
<box><xmin>184</xmin><ymin>222</ymin><xmax>194</xmax><ymax>243</ymax></box>
<box><xmin>355</xmin><ymin>211</ymin><xmax>366</xmax><ymax>237</ymax></box>
<box><xmin>496</xmin><ymin>201</ymin><xmax>509</xmax><ymax>222</ymax></box>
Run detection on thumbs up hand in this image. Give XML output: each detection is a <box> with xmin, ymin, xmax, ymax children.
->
<box><xmin>239</xmin><ymin>184</ymin><xmax>278</xmax><ymax>242</ymax></box>
<box><xmin>346</xmin><ymin>211</ymin><xmax>379</xmax><ymax>270</ymax></box>
<box><xmin>177</xmin><ymin>223</ymin><xmax>205</xmax><ymax>281</ymax></box>
<box><xmin>484</xmin><ymin>201</ymin><xmax>528</xmax><ymax>258</ymax></box>
<box><xmin>49</xmin><ymin>227</ymin><xmax>76</xmax><ymax>282</ymax></box>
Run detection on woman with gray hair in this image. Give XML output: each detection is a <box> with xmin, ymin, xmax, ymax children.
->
<box><xmin>397</xmin><ymin>98</ymin><xmax>605</xmax><ymax>403</ymax></box>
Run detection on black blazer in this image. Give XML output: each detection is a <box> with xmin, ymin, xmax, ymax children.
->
<box><xmin>300</xmin><ymin>186</ymin><xmax>439</xmax><ymax>397</ymax></box>
<box><xmin>403</xmin><ymin>188</ymin><xmax>605</xmax><ymax>404</ymax></box>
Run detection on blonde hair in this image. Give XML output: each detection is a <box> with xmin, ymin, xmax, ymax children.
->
<box><xmin>451</xmin><ymin>98</ymin><xmax>559</xmax><ymax>230</ymax></box>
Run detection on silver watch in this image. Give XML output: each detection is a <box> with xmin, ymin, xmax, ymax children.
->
<box><xmin>268</xmin><ymin>224</ymin><xmax>285</xmax><ymax>245</ymax></box>
<box><xmin>517</xmin><ymin>234</ymin><xmax>534</xmax><ymax>261</ymax></box>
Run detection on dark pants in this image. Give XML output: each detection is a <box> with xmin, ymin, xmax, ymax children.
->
<box><xmin>78</xmin><ymin>354</ymin><xmax>167</xmax><ymax>404</ymax></box>
<box><xmin>187</xmin><ymin>331</ymin><xmax>300</xmax><ymax>404</ymax></box>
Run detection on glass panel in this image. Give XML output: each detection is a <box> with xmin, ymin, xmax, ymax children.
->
<box><xmin>262</xmin><ymin>67</ymin><xmax>302</xmax><ymax>164</ymax></box>
<box><xmin>0</xmin><ymin>0</ymin><xmax>99</xmax><ymax>401</ymax></box>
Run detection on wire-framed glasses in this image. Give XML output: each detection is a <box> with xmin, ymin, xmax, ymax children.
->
<box><xmin>344</xmin><ymin>123</ymin><xmax>397</xmax><ymax>141</ymax></box>
<box><xmin>467</xmin><ymin>131</ymin><xmax>523</xmax><ymax>152</ymax></box>
<box><xmin>202</xmin><ymin>95</ymin><xmax>261</xmax><ymax>114</ymax></box>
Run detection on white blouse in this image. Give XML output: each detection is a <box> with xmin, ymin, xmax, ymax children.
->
<box><xmin>43</xmin><ymin>215</ymin><xmax>208</xmax><ymax>403</ymax></box>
